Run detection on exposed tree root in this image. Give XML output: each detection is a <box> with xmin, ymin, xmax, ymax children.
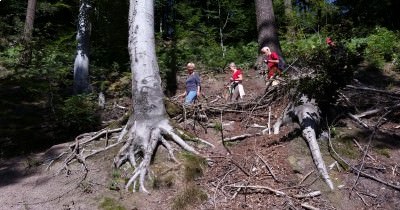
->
<box><xmin>56</xmin><ymin>128</ymin><xmax>123</xmax><ymax>175</ymax></box>
<box><xmin>113</xmin><ymin>118</ymin><xmax>199</xmax><ymax>193</ymax></box>
<box><xmin>274</xmin><ymin>95</ymin><xmax>335</xmax><ymax>190</ymax></box>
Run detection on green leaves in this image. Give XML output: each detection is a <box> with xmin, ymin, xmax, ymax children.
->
<box><xmin>347</xmin><ymin>27</ymin><xmax>400</xmax><ymax>69</ymax></box>
<box><xmin>59</xmin><ymin>94</ymin><xmax>100</xmax><ymax>134</ymax></box>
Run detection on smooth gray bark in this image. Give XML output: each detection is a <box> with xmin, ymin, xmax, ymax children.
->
<box><xmin>114</xmin><ymin>0</ymin><xmax>198</xmax><ymax>193</ymax></box>
<box><xmin>274</xmin><ymin>95</ymin><xmax>334</xmax><ymax>190</ymax></box>
<box><xmin>73</xmin><ymin>0</ymin><xmax>91</xmax><ymax>94</ymax></box>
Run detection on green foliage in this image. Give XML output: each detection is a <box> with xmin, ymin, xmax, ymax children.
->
<box><xmin>90</xmin><ymin>0</ymin><xmax>129</xmax><ymax>67</ymax></box>
<box><xmin>334</xmin><ymin>0</ymin><xmax>400</xmax><ymax>31</ymax></box>
<box><xmin>348</xmin><ymin>27</ymin><xmax>400</xmax><ymax>69</ymax></box>
<box><xmin>346</xmin><ymin>27</ymin><xmax>400</xmax><ymax>70</ymax></box>
<box><xmin>106</xmin><ymin>72</ymin><xmax>131</xmax><ymax>97</ymax></box>
<box><xmin>281</xmin><ymin>34</ymin><xmax>323</xmax><ymax>63</ymax></box>
<box><xmin>160</xmin><ymin>0</ymin><xmax>257</xmax><ymax>73</ymax></box>
<box><xmin>374</xmin><ymin>144</ymin><xmax>391</xmax><ymax>158</ymax></box>
<box><xmin>58</xmin><ymin>94</ymin><xmax>100</xmax><ymax>134</ymax></box>
<box><xmin>99</xmin><ymin>197</ymin><xmax>126</xmax><ymax>210</ymax></box>
<box><xmin>151</xmin><ymin>174</ymin><xmax>175</xmax><ymax>189</ymax></box>
<box><xmin>224</xmin><ymin>42</ymin><xmax>259</xmax><ymax>68</ymax></box>
<box><xmin>278</xmin><ymin>0</ymin><xmax>339</xmax><ymax>38</ymax></box>
<box><xmin>213</xmin><ymin>122</ymin><xmax>223</xmax><ymax>132</ymax></box>
<box><xmin>171</xmin><ymin>184</ymin><xmax>207</xmax><ymax>210</ymax></box>
<box><xmin>108</xmin><ymin>172</ymin><xmax>122</xmax><ymax>191</ymax></box>
<box><xmin>181</xmin><ymin>152</ymin><xmax>207</xmax><ymax>182</ymax></box>
<box><xmin>333</xmin><ymin>135</ymin><xmax>359</xmax><ymax>159</ymax></box>
<box><xmin>282</xmin><ymin>34</ymin><xmax>359</xmax><ymax>110</ymax></box>
<box><xmin>33</xmin><ymin>32</ymin><xmax>75</xmax><ymax>69</ymax></box>
<box><xmin>0</xmin><ymin>43</ymin><xmax>23</xmax><ymax>68</ymax></box>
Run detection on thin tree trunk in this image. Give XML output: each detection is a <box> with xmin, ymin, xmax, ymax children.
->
<box><xmin>73</xmin><ymin>0</ymin><xmax>92</xmax><ymax>94</ymax></box>
<box><xmin>21</xmin><ymin>0</ymin><xmax>37</xmax><ymax>65</ymax></box>
<box><xmin>23</xmin><ymin>0</ymin><xmax>36</xmax><ymax>43</ymax></box>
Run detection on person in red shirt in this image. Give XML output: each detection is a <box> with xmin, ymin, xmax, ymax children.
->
<box><xmin>326</xmin><ymin>37</ymin><xmax>336</xmax><ymax>47</ymax></box>
<box><xmin>261</xmin><ymin>46</ymin><xmax>281</xmax><ymax>79</ymax></box>
<box><xmin>228</xmin><ymin>62</ymin><xmax>245</xmax><ymax>101</ymax></box>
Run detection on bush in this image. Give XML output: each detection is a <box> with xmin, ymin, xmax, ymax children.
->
<box><xmin>281</xmin><ymin>34</ymin><xmax>359</xmax><ymax>111</ymax></box>
<box><xmin>281</xmin><ymin>34</ymin><xmax>324</xmax><ymax>65</ymax></box>
<box><xmin>171</xmin><ymin>185</ymin><xmax>207</xmax><ymax>210</ymax></box>
<box><xmin>347</xmin><ymin>27</ymin><xmax>400</xmax><ymax>69</ymax></box>
<box><xmin>58</xmin><ymin>94</ymin><xmax>100</xmax><ymax>134</ymax></box>
<box><xmin>0</xmin><ymin>43</ymin><xmax>23</xmax><ymax>68</ymax></box>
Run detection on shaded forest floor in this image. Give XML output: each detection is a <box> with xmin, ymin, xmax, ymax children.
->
<box><xmin>0</xmin><ymin>65</ymin><xmax>400</xmax><ymax>210</ymax></box>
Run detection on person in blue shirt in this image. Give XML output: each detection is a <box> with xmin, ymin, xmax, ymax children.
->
<box><xmin>180</xmin><ymin>62</ymin><xmax>201</xmax><ymax>104</ymax></box>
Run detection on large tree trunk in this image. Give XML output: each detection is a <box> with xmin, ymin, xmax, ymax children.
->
<box><xmin>73</xmin><ymin>0</ymin><xmax>92</xmax><ymax>94</ymax></box>
<box><xmin>114</xmin><ymin>0</ymin><xmax>198</xmax><ymax>193</ymax></box>
<box><xmin>274</xmin><ymin>95</ymin><xmax>335</xmax><ymax>190</ymax></box>
<box><xmin>254</xmin><ymin>0</ymin><xmax>282</xmax><ymax>57</ymax></box>
<box><xmin>21</xmin><ymin>0</ymin><xmax>37</xmax><ymax>65</ymax></box>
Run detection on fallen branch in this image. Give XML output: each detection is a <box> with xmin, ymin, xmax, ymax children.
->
<box><xmin>347</xmin><ymin>113</ymin><xmax>369</xmax><ymax>129</ymax></box>
<box><xmin>229</xmin><ymin>159</ymin><xmax>250</xmax><ymax>177</ymax></box>
<box><xmin>356</xmin><ymin>192</ymin><xmax>370</xmax><ymax>207</ymax></box>
<box><xmin>328</xmin><ymin>128</ymin><xmax>400</xmax><ymax>192</ymax></box>
<box><xmin>352</xmin><ymin>138</ymin><xmax>375</xmax><ymax>161</ymax></box>
<box><xmin>301</xmin><ymin>203</ymin><xmax>320</xmax><ymax>210</ymax></box>
<box><xmin>213</xmin><ymin>169</ymin><xmax>235</xmax><ymax>209</ymax></box>
<box><xmin>353</xmin><ymin>103</ymin><xmax>400</xmax><ymax>118</ymax></box>
<box><xmin>256</xmin><ymin>153</ymin><xmax>279</xmax><ymax>182</ymax></box>
<box><xmin>338</xmin><ymin>91</ymin><xmax>359</xmax><ymax>113</ymax></box>
<box><xmin>223</xmin><ymin>133</ymin><xmax>262</xmax><ymax>142</ymax></box>
<box><xmin>346</xmin><ymin>85</ymin><xmax>400</xmax><ymax>97</ymax></box>
<box><xmin>224</xmin><ymin>184</ymin><xmax>286</xmax><ymax>196</ymax></box>
<box><xmin>298</xmin><ymin>170</ymin><xmax>315</xmax><ymax>185</ymax></box>
<box><xmin>351</xmin><ymin>107</ymin><xmax>395</xmax><ymax>193</ymax></box>
<box><xmin>176</xmin><ymin>129</ymin><xmax>215</xmax><ymax>148</ymax></box>
<box><xmin>293</xmin><ymin>190</ymin><xmax>321</xmax><ymax>199</ymax></box>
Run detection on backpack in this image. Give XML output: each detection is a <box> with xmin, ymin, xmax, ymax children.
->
<box><xmin>278</xmin><ymin>57</ymin><xmax>286</xmax><ymax>71</ymax></box>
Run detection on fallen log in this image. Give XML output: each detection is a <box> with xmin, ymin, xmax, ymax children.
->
<box><xmin>346</xmin><ymin>85</ymin><xmax>400</xmax><ymax>98</ymax></box>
